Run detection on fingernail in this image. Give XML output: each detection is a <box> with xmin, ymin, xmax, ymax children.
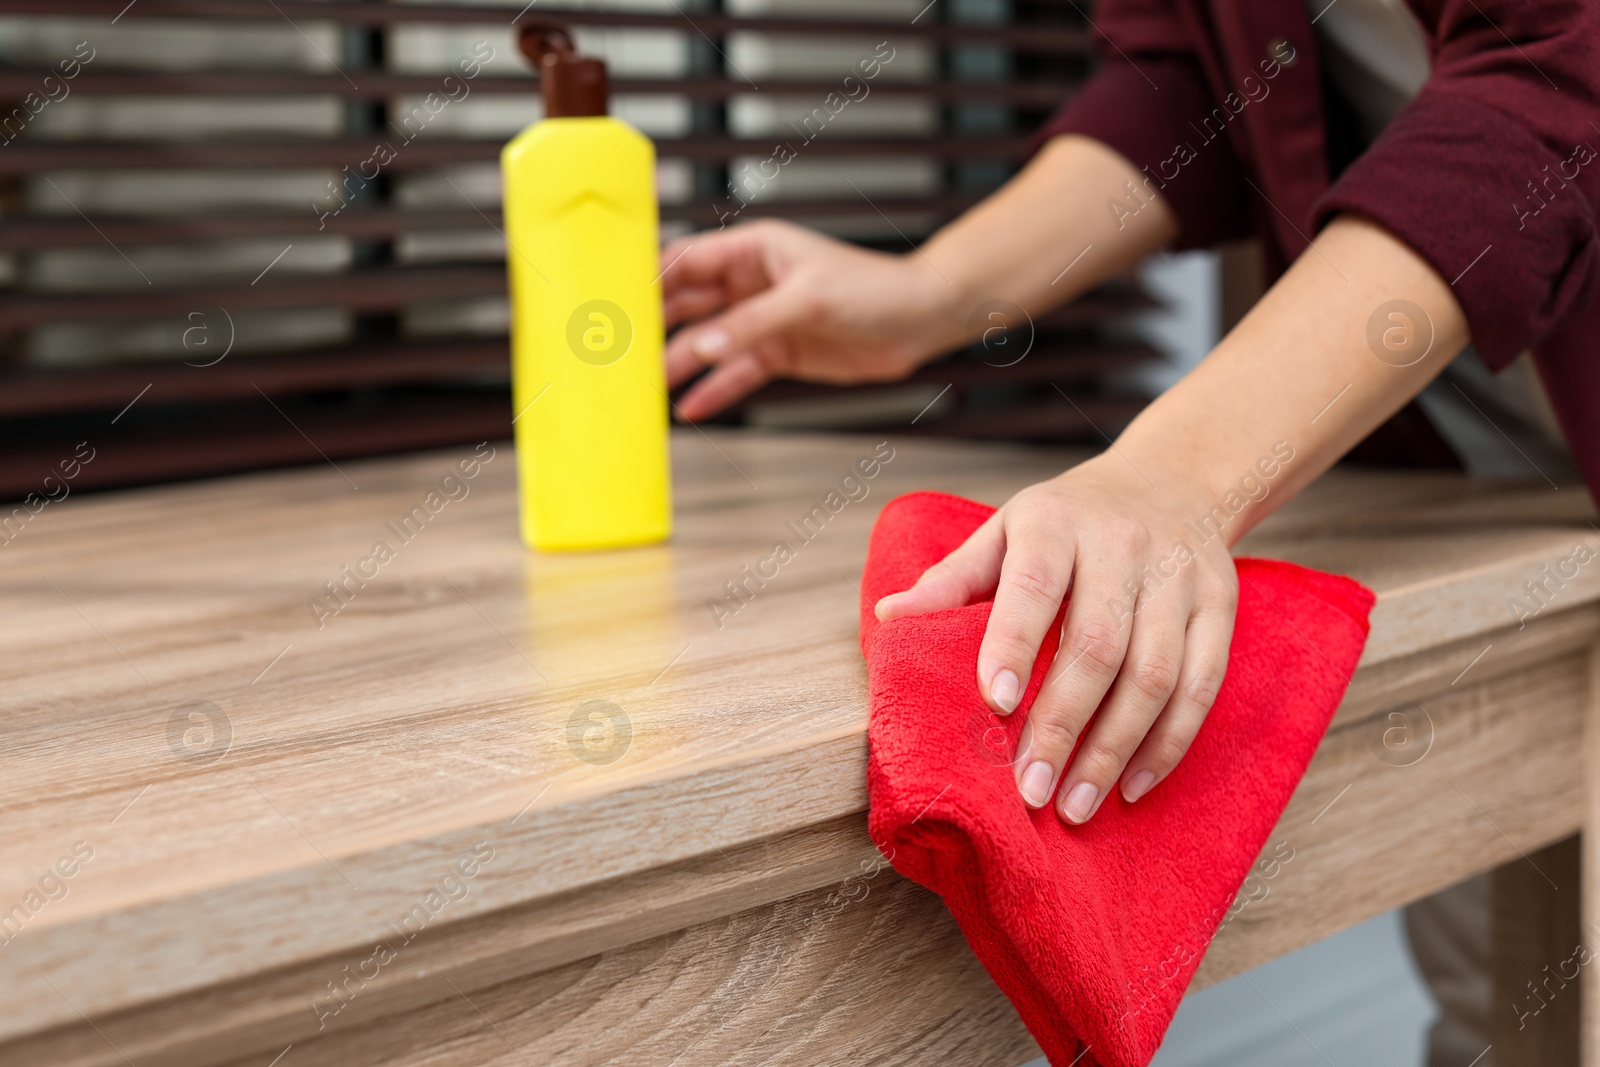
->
<box><xmin>989</xmin><ymin>668</ymin><xmax>1020</xmax><ymax>714</ymax></box>
<box><xmin>1123</xmin><ymin>770</ymin><xmax>1156</xmax><ymax>803</ymax></box>
<box><xmin>1019</xmin><ymin>761</ymin><xmax>1054</xmax><ymax>808</ymax></box>
<box><xmin>873</xmin><ymin>593</ymin><xmax>899</xmax><ymax>620</ymax></box>
<box><xmin>692</xmin><ymin>328</ymin><xmax>729</xmax><ymax>360</ymax></box>
<box><xmin>1062</xmin><ymin>782</ymin><xmax>1099</xmax><ymax>824</ymax></box>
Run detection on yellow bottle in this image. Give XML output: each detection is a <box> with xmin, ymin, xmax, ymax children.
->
<box><xmin>502</xmin><ymin>21</ymin><xmax>671</xmax><ymax>551</ymax></box>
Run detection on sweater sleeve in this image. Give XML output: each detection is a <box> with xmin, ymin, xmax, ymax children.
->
<box><xmin>1029</xmin><ymin>2</ymin><xmax>1255</xmax><ymax>250</ymax></box>
<box><xmin>1312</xmin><ymin>0</ymin><xmax>1600</xmax><ymax>369</ymax></box>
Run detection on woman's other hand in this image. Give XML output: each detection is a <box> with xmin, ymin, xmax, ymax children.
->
<box><xmin>661</xmin><ymin>220</ymin><xmax>957</xmax><ymax>421</ymax></box>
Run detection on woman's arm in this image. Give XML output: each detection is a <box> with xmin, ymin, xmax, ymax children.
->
<box><xmin>913</xmin><ymin>133</ymin><xmax>1181</xmax><ymax>329</ymax></box>
<box><xmin>663</xmin><ymin>130</ymin><xmax>1468</xmax><ymax>824</ymax></box>
<box><xmin>661</xmin><ymin>135</ymin><xmax>1178</xmax><ymax>420</ymax></box>
<box><xmin>878</xmin><ymin>213</ymin><xmax>1467</xmax><ymax>823</ymax></box>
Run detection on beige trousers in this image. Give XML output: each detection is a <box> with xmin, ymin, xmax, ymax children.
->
<box><xmin>1405</xmin><ymin>874</ymin><xmax>1494</xmax><ymax>1067</ymax></box>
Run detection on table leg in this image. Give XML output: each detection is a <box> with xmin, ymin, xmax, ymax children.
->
<box><xmin>1493</xmin><ymin>835</ymin><xmax>1581</xmax><ymax>1066</ymax></box>
<box><xmin>1585</xmin><ymin>644</ymin><xmax>1600</xmax><ymax>1065</ymax></box>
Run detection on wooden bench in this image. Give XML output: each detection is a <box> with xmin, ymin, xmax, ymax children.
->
<box><xmin>2</xmin><ymin>431</ymin><xmax>1596</xmax><ymax>1066</ymax></box>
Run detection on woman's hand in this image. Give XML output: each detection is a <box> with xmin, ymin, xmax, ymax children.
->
<box><xmin>659</xmin><ymin>136</ymin><xmax>1185</xmax><ymax>421</ymax></box>
<box><xmin>661</xmin><ymin>220</ymin><xmax>958</xmax><ymax>421</ymax></box>
<box><xmin>874</xmin><ymin>454</ymin><xmax>1239</xmax><ymax>824</ymax></box>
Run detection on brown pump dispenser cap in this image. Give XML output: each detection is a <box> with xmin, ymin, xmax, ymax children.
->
<box><xmin>518</xmin><ymin>19</ymin><xmax>608</xmax><ymax>118</ymax></box>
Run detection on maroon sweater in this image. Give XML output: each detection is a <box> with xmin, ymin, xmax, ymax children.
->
<box><xmin>1037</xmin><ymin>0</ymin><xmax>1600</xmax><ymax>496</ymax></box>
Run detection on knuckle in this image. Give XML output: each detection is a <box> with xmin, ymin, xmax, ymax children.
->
<box><xmin>984</xmin><ymin>628</ymin><xmax>1032</xmax><ymax>663</ymax></box>
<box><xmin>1070</xmin><ymin>619</ymin><xmax>1124</xmax><ymax>674</ymax></box>
<box><xmin>909</xmin><ymin>569</ymin><xmax>955</xmax><ymax>603</ymax></box>
<box><xmin>1198</xmin><ymin>574</ymin><xmax>1239</xmax><ymax>613</ymax></box>
<box><xmin>1111</xmin><ymin>518</ymin><xmax>1150</xmax><ymax>552</ymax></box>
<box><xmin>763</xmin><ymin>218</ymin><xmax>804</xmax><ymax>245</ymax></box>
<box><xmin>806</xmin><ymin>301</ymin><xmax>840</xmax><ymax>337</ymax></box>
<box><xmin>1128</xmin><ymin>653</ymin><xmax>1179</xmax><ymax>702</ymax></box>
<box><xmin>1026</xmin><ymin>715</ymin><xmax>1082</xmax><ymax>756</ymax></box>
<box><xmin>1009</xmin><ymin>484</ymin><xmax>1046</xmax><ymax>509</ymax></box>
<box><xmin>1179</xmin><ymin>671</ymin><xmax>1224</xmax><ymax>711</ymax></box>
<box><xmin>751</xmin><ymin>346</ymin><xmax>786</xmax><ymax>376</ymax></box>
<box><xmin>1076</xmin><ymin>742</ymin><xmax>1135</xmax><ymax>782</ymax></box>
<box><xmin>1007</xmin><ymin>488</ymin><xmax>1064</xmax><ymax>528</ymax></box>
<box><xmin>809</xmin><ymin>300</ymin><xmax>837</xmax><ymax>332</ymax></box>
<box><xmin>1144</xmin><ymin>731</ymin><xmax>1193</xmax><ymax>772</ymax></box>
<box><xmin>1007</xmin><ymin>565</ymin><xmax>1062</xmax><ymax>607</ymax></box>
<box><xmin>793</xmin><ymin>284</ymin><xmax>827</xmax><ymax>319</ymax></box>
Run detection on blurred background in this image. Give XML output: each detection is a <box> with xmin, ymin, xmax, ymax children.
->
<box><xmin>0</xmin><ymin>0</ymin><xmax>1224</xmax><ymax>498</ymax></box>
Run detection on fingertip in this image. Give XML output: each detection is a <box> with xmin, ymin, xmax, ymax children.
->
<box><xmin>1058</xmin><ymin>780</ymin><xmax>1100</xmax><ymax>824</ymax></box>
<box><xmin>987</xmin><ymin>667</ymin><xmax>1020</xmax><ymax>715</ymax></box>
<box><xmin>669</xmin><ymin>355</ymin><xmax>769</xmax><ymax>425</ymax></box>
<box><xmin>876</xmin><ymin>586</ymin><xmax>948</xmax><ymax>621</ymax></box>
<box><xmin>1019</xmin><ymin>760</ymin><xmax>1054</xmax><ymax>808</ymax></box>
<box><xmin>1122</xmin><ymin>768</ymin><xmax>1156</xmax><ymax>803</ymax></box>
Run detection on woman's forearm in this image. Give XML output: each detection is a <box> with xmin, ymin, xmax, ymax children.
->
<box><xmin>912</xmin><ymin>135</ymin><xmax>1180</xmax><ymax>351</ymax></box>
<box><xmin>918</xmin><ymin>145</ymin><xmax>1464</xmax><ymax>541</ymax></box>
<box><xmin>1113</xmin><ymin>213</ymin><xmax>1469</xmax><ymax>542</ymax></box>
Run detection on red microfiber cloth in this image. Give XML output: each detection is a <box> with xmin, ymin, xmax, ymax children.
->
<box><xmin>860</xmin><ymin>492</ymin><xmax>1374</xmax><ymax>1067</ymax></box>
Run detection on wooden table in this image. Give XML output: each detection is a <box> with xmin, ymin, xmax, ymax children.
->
<box><xmin>3</xmin><ymin>430</ymin><xmax>1598</xmax><ymax>1067</ymax></box>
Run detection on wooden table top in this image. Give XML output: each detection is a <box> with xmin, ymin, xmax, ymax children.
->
<box><xmin>4</xmin><ymin>430</ymin><xmax>1598</xmax><ymax>1040</ymax></box>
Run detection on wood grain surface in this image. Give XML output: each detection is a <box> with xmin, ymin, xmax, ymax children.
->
<box><xmin>3</xmin><ymin>430</ymin><xmax>1598</xmax><ymax>1065</ymax></box>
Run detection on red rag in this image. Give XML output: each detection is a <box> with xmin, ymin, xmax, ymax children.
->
<box><xmin>859</xmin><ymin>492</ymin><xmax>1375</xmax><ymax>1067</ymax></box>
